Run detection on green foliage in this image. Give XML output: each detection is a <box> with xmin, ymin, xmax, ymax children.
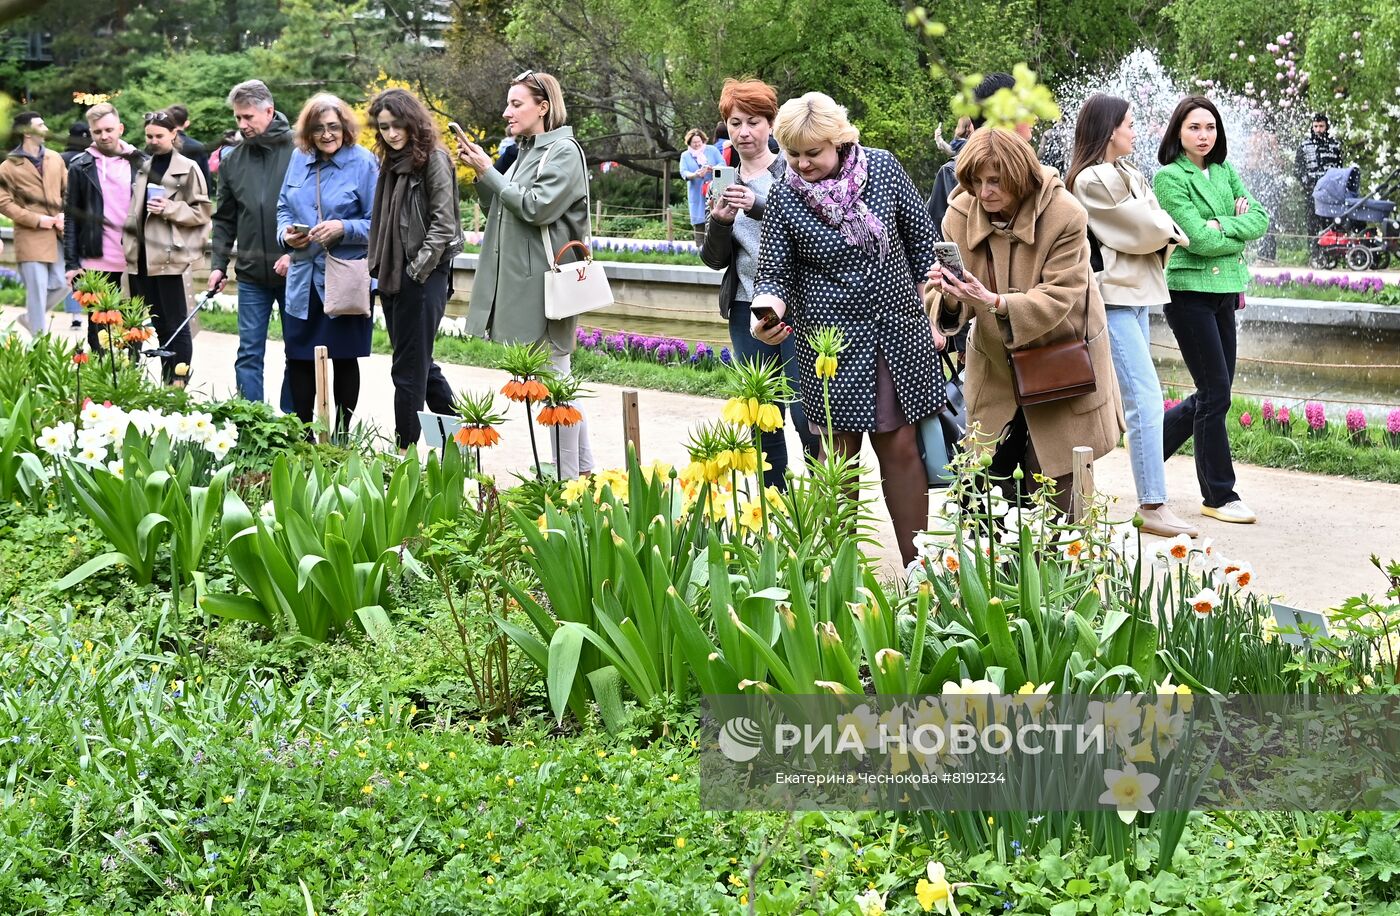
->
<box><xmin>55</xmin><ymin>429</ymin><xmax>231</xmax><ymax>590</ymax></box>
<box><xmin>1162</xmin><ymin>0</ymin><xmax>1304</xmax><ymax>90</ymax></box>
<box><xmin>0</xmin><ymin>390</ymin><xmax>47</xmax><ymax>502</ymax></box>
<box><xmin>202</xmin><ymin>449</ymin><xmax>467</xmax><ymax>642</ymax></box>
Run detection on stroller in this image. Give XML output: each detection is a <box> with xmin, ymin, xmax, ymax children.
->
<box><xmin>1311</xmin><ymin>165</ymin><xmax>1400</xmax><ymax>270</ymax></box>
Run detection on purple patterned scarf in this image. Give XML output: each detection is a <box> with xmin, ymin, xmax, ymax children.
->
<box><xmin>784</xmin><ymin>142</ymin><xmax>889</xmax><ymax>263</ymax></box>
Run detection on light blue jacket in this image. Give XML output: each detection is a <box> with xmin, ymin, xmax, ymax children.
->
<box><xmin>276</xmin><ymin>143</ymin><xmax>379</xmax><ymax>318</ymax></box>
<box><xmin>680</xmin><ymin>144</ymin><xmax>724</xmax><ymax>225</ymax></box>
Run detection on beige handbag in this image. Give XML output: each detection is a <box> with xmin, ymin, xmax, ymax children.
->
<box><xmin>314</xmin><ymin>166</ymin><xmax>372</xmax><ymax>318</ymax></box>
<box><xmin>533</xmin><ymin>140</ymin><xmax>614</xmax><ymax>320</ymax></box>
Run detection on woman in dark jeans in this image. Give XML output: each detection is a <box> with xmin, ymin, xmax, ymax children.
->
<box><xmin>700</xmin><ymin>78</ymin><xmax>820</xmax><ymax>489</ymax></box>
<box><xmin>1153</xmin><ymin>96</ymin><xmax>1269</xmax><ymax>525</ymax></box>
<box><xmin>367</xmin><ymin>88</ymin><xmax>463</xmax><ymax>450</ymax></box>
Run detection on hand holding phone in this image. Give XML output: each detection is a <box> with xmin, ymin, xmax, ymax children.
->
<box><xmin>709</xmin><ymin>165</ymin><xmax>737</xmax><ymax>200</ymax></box>
<box><xmin>932</xmin><ymin>241</ymin><xmax>966</xmax><ymax>281</ymax></box>
<box><xmin>750</xmin><ymin>305</ymin><xmax>780</xmax><ymax>330</ymax></box>
<box><xmin>290</xmin><ymin>223</ymin><xmax>311</xmax><ymax>235</ymax></box>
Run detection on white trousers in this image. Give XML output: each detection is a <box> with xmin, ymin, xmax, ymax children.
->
<box><xmin>547</xmin><ymin>350</ymin><xmax>594</xmax><ymax>478</ymax></box>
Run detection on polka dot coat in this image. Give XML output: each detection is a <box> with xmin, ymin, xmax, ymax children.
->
<box><xmin>755</xmin><ymin>147</ymin><xmax>944</xmax><ymax>432</ymax></box>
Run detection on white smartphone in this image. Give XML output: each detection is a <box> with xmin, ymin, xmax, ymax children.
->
<box><xmin>932</xmin><ymin>241</ymin><xmax>966</xmax><ymax>280</ymax></box>
<box><xmin>709</xmin><ymin>165</ymin><xmax>737</xmax><ymax>199</ymax></box>
<box><xmin>290</xmin><ymin>223</ymin><xmax>311</xmax><ymax>235</ymax></box>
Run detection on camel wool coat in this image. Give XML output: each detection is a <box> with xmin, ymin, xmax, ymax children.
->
<box><xmin>122</xmin><ymin>150</ymin><xmax>212</xmax><ymax>277</ymax></box>
<box><xmin>0</xmin><ymin>147</ymin><xmax>67</xmax><ymax>263</ymax></box>
<box><xmin>931</xmin><ymin>166</ymin><xmax>1123</xmax><ymax>479</ymax></box>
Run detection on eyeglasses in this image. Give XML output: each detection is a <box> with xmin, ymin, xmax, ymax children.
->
<box><xmin>514</xmin><ymin>69</ymin><xmax>546</xmax><ymax>92</ymax></box>
<box><xmin>312</xmin><ymin>123</ymin><xmax>344</xmax><ymax>137</ymax></box>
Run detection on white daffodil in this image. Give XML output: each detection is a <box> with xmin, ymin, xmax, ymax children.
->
<box><xmin>1099</xmin><ymin>762</ymin><xmax>1161</xmax><ymax>823</ymax></box>
<box><xmin>854</xmin><ymin>889</ymin><xmax>886</xmax><ymax>916</ymax></box>
<box><xmin>80</xmin><ymin>402</ymin><xmax>105</xmax><ymax>425</ymax></box>
<box><xmin>835</xmin><ymin>705</ymin><xmax>881</xmax><ymax>755</ymax></box>
<box><xmin>106</xmin><ymin>459</ymin><xmax>125</xmax><ymax>479</ymax></box>
<box><xmin>76</xmin><ymin>444</ymin><xmax>108</xmax><ymax>467</ymax></box>
<box><xmin>1221</xmin><ymin>560</ymin><xmax>1255</xmax><ymax>591</ymax></box>
<box><xmin>1187</xmin><ymin>587</ymin><xmax>1220</xmax><ymax>619</ymax></box>
<box><xmin>38</xmin><ymin>422</ymin><xmax>75</xmax><ymax>456</ymax></box>
<box><xmin>207</xmin><ymin>435</ymin><xmax>234</xmax><ymax>461</ymax></box>
<box><xmin>1155</xmin><ymin>533</ymin><xmax>1193</xmax><ymax>566</ymax></box>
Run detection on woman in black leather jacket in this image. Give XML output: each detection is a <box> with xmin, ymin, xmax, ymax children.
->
<box><xmin>367</xmin><ymin>88</ymin><xmax>464</xmax><ymax>450</ymax></box>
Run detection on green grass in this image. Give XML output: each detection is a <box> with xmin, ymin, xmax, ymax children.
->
<box><xmin>198</xmin><ymin>309</ymin><xmax>728</xmax><ymax>398</ymax></box>
<box><xmin>1247</xmin><ymin>280</ymin><xmax>1400</xmax><ymax>307</ymax></box>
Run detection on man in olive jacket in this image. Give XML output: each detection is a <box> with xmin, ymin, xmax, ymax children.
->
<box><xmin>207</xmin><ymin>80</ymin><xmax>295</xmax><ymax>406</ymax></box>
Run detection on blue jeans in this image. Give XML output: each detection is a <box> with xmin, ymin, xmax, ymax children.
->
<box><xmin>1105</xmin><ymin>306</ymin><xmax>1167</xmax><ymax>505</ymax></box>
<box><xmin>728</xmin><ymin>301</ymin><xmax>822</xmax><ymax>490</ymax></box>
<box><xmin>236</xmin><ymin>279</ymin><xmax>292</xmax><ymax>411</ymax></box>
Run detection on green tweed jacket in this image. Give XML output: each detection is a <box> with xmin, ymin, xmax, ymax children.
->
<box><xmin>1152</xmin><ymin>155</ymin><xmax>1269</xmax><ymax>294</ymax></box>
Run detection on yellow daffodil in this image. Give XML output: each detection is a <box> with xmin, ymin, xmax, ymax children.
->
<box><xmin>737</xmin><ymin>499</ymin><xmax>764</xmax><ymax>531</ymax></box>
<box><xmin>916</xmin><ymin>860</ymin><xmax>955</xmax><ymax>913</ymax></box>
<box><xmin>560</xmin><ymin>477</ymin><xmax>592</xmax><ymax>503</ymax></box>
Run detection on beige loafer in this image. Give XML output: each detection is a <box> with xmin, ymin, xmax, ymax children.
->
<box><xmin>1138</xmin><ymin>505</ymin><xmax>1200</xmax><ymax>538</ymax></box>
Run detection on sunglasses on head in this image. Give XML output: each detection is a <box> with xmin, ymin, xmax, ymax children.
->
<box><xmin>514</xmin><ymin>69</ymin><xmax>546</xmax><ymax>92</ymax></box>
<box><xmin>143</xmin><ymin>111</ymin><xmax>177</xmax><ymax>129</ymax></box>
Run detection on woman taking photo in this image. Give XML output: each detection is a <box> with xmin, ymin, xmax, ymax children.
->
<box><xmin>1067</xmin><ymin>94</ymin><xmax>1196</xmax><ymax>538</ymax></box>
<box><xmin>928</xmin><ymin>128</ymin><xmax>1122</xmax><ymax>512</ymax></box>
<box><xmin>367</xmin><ymin>88</ymin><xmax>463</xmax><ymax>451</ymax></box>
<box><xmin>750</xmin><ymin>92</ymin><xmax>941</xmax><ymax>566</ymax></box>
<box><xmin>1153</xmin><ymin>96</ymin><xmax>1269</xmax><ymax>525</ymax></box>
<box><xmin>277</xmin><ymin>93</ymin><xmax>378</xmax><ymax>438</ymax></box>
<box><xmin>700</xmin><ymin>78</ymin><xmax>821</xmax><ymax>490</ymax></box>
<box><xmin>457</xmin><ymin>70</ymin><xmax>594</xmax><ymax>479</ymax></box>
<box><xmin>123</xmin><ymin>109</ymin><xmax>211</xmax><ymax>385</ymax></box>
<box><xmin>680</xmin><ymin>128</ymin><xmax>723</xmax><ymax>244</ymax></box>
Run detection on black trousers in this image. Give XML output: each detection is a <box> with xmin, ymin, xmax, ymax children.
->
<box><xmin>1162</xmin><ymin>289</ymin><xmax>1240</xmax><ymax>508</ymax></box>
<box><xmin>128</xmin><ymin>273</ymin><xmax>193</xmax><ymax>384</ymax></box>
<box><xmin>286</xmin><ymin>357</ymin><xmax>360</xmax><ymax>439</ymax></box>
<box><xmin>380</xmin><ymin>259</ymin><xmax>455</xmax><ymax>449</ymax></box>
<box><xmin>986</xmin><ymin>409</ymin><xmax>1073</xmax><ymax>514</ymax></box>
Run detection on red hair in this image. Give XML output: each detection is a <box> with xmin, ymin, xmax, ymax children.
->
<box><xmin>718</xmin><ymin>78</ymin><xmax>779</xmax><ymax>123</ymax></box>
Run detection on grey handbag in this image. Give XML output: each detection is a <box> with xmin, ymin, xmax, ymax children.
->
<box><xmin>918</xmin><ymin>351</ymin><xmax>966</xmax><ymax>488</ymax></box>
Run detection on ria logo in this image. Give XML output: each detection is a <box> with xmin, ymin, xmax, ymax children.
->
<box><xmin>718</xmin><ymin>716</ymin><xmax>764</xmax><ymax>762</ymax></box>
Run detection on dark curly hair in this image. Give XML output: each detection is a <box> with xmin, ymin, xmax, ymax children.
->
<box><xmin>367</xmin><ymin>88</ymin><xmax>440</xmax><ymax>170</ymax></box>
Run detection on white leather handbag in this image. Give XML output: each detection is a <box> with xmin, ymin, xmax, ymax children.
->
<box><xmin>534</xmin><ymin>141</ymin><xmax>614</xmax><ymax>320</ymax></box>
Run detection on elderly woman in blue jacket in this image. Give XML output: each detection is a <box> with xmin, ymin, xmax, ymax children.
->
<box><xmin>277</xmin><ymin>93</ymin><xmax>379</xmax><ymax>438</ymax></box>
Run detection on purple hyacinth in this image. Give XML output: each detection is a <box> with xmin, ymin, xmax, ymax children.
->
<box><xmin>720</xmin><ymin>347</ymin><xmax>732</xmax><ymax>364</ymax></box>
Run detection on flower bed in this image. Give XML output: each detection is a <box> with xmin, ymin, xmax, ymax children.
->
<box><xmin>1249</xmin><ymin>270</ymin><xmax>1400</xmax><ymax>305</ymax></box>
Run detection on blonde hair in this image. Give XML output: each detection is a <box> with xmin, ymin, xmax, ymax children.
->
<box><xmin>514</xmin><ymin>71</ymin><xmax>568</xmax><ymax>132</ymax></box>
<box><xmin>85</xmin><ymin>103</ymin><xmax>119</xmax><ymax>127</ymax></box>
<box><xmin>773</xmin><ymin>92</ymin><xmax>859</xmax><ymax>151</ymax></box>
<box><xmin>955</xmin><ymin>128</ymin><xmax>1044</xmax><ymax>206</ymax></box>
<box><xmin>293</xmin><ymin>93</ymin><xmax>360</xmax><ymax>153</ymax></box>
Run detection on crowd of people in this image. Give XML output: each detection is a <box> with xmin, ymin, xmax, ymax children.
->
<box><xmin>693</xmin><ymin>74</ymin><xmax>1270</xmax><ymax>564</ymax></box>
<box><xmin>1</xmin><ymin>70</ymin><xmax>1278</xmax><ymax>559</ymax></box>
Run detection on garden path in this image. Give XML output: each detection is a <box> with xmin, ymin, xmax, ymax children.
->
<box><xmin>6</xmin><ymin>306</ymin><xmax>1397</xmax><ymax>613</ymax></box>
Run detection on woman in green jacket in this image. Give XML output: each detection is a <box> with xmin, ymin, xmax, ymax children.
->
<box><xmin>1153</xmin><ymin>96</ymin><xmax>1269</xmax><ymax>525</ymax></box>
<box><xmin>457</xmin><ymin>70</ymin><xmax>594</xmax><ymax>479</ymax></box>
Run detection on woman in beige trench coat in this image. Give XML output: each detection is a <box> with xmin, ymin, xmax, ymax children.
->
<box><xmin>457</xmin><ymin>70</ymin><xmax>595</xmax><ymax>478</ymax></box>
<box><xmin>926</xmin><ymin>129</ymin><xmax>1123</xmax><ymax>510</ymax></box>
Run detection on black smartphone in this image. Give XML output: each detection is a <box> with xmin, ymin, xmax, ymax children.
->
<box><xmin>751</xmin><ymin>305</ymin><xmax>780</xmax><ymax>329</ymax></box>
<box><xmin>447</xmin><ymin>121</ymin><xmax>481</xmax><ymax>145</ymax></box>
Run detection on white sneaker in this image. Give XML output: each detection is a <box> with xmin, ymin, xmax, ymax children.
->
<box><xmin>1201</xmin><ymin>500</ymin><xmax>1256</xmax><ymax>524</ymax></box>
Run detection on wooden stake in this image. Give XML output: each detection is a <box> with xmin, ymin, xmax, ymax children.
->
<box><xmin>662</xmin><ymin>159</ymin><xmax>673</xmax><ymax>241</ymax></box>
<box><xmin>622</xmin><ymin>389</ymin><xmax>641</xmax><ymax>460</ymax></box>
<box><xmin>314</xmin><ymin>345</ymin><xmax>331</xmax><ymax>444</ymax></box>
<box><xmin>1070</xmin><ymin>445</ymin><xmax>1094</xmax><ymax>523</ymax></box>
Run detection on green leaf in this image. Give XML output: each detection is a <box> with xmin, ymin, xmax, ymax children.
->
<box><xmin>354</xmin><ymin>605</ymin><xmax>394</xmax><ymax>645</ymax></box>
<box><xmin>52</xmin><ymin>551</ymin><xmax>132</xmax><ymax>590</ymax></box>
<box><xmin>547</xmin><ymin>624</ymin><xmax>586</xmax><ymax>725</ymax></box>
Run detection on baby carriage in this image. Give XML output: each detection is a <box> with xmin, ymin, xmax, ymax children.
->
<box><xmin>1311</xmin><ymin>165</ymin><xmax>1400</xmax><ymax>270</ymax></box>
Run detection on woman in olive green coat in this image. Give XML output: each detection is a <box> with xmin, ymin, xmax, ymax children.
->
<box><xmin>458</xmin><ymin>70</ymin><xmax>594</xmax><ymax>478</ymax></box>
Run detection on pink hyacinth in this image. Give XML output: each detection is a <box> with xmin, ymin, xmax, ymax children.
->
<box><xmin>1277</xmin><ymin>406</ymin><xmax>1291</xmax><ymax>424</ymax></box>
<box><xmin>1163</xmin><ymin>398</ymin><xmax>1182</xmax><ymax>412</ymax></box>
<box><xmin>1305</xmin><ymin>401</ymin><xmax>1326</xmax><ymax>430</ymax></box>
<box><xmin>1388</xmin><ymin>409</ymin><xmax>1400</xmax><ymax>435</ymax></box>
<box><xmin>1239</xmin><ymin>411</ymin><xmax>1253</xmax><ymax>428</ymax></box>
<box><xmin>1261</xmin><ymin>400</ymin><xmax>1275</xmax><ymax>422</ymax></box>
<box><xmin>1346</xmin><ymin>409</ymin><xmax>1367</xmax><ymax>433</ymax></box>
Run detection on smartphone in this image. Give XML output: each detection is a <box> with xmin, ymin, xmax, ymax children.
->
<box><xmin>750</xmin><ymin>304</ymin><xmax>780</xmax><ymax>329</ymax></box>
<box><xmin>447</xmin><ymin>121</ymin><xmax>478</xmax><ymax>144</ymax></box>
<box><xmin>709</xmin><ymin>165</ymin><xmax>737</xmax><ymax>199</ymax></box>
<box><xmin>145</xmin><ymin>186</ymin><xmax>166</xmax><ymax>202</ymax></box>
<box><xmin>291</xmin><ymin>223</ymin><xmax>311</xmax><ymax>235</ymax></box>
<box><xmin>932</xmin><ymin>241</ymin><xmax>966</xmax><ymax>280</ymax></box>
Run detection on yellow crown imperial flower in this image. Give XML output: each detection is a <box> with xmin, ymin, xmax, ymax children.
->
<box><xmin>755</xmin><ymin>402</ymin><xmax>783</xmax><ymax>432</ymax></box>
<box><xmin>814</xmin><ymin>354</ymin><xmax>838</xmax><ymax>379</ymax></box>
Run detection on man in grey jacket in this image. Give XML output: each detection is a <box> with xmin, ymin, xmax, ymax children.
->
<box><xmin>207</xmin><ymin>80</ymin><xmax>295</xmax><ymax>406</ymax></box>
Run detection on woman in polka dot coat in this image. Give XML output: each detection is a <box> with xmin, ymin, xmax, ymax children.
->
<box><xmin>751</xmin><ymin>92</ymin><xmax>945</xmax><ymax>565</ymax></box>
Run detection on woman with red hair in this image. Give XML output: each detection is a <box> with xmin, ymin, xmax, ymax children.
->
<box><xmin>700</xmin><ymin>78</ymin><xmax>821</xmax><ymax>489</ymax></box>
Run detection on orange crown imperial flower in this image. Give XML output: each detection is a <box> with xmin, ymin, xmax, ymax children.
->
<box><xmin>455</xmin><ymin>425</ymin><xmax>501</xmax><ymax>448</ymax></box>
<box><xmin>502</xmin><ymin>377</ymin><xmax>549</xmax><ymax>402</ymax></box>
<box><xmin>537</xmin><ymin>405</ymin><xmax>583</xmax><ymax>428</ymax></box>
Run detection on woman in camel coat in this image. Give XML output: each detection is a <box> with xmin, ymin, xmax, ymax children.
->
<box><xmin>927</xmin><ymin>129</ymin><xmax>1122</xmax><ymax>509</ymax></box>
